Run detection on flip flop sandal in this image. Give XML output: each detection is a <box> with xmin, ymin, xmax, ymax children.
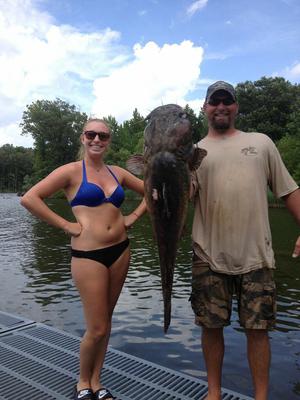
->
<box><xmin>94</xmin><ymin>387</ymin><xmax>116</xmax><ymax>400</ymax></box>
<box><xmin>73</xmin><ymin>385</ymin><xmax>94</xmax><ymax>400</ymax></box>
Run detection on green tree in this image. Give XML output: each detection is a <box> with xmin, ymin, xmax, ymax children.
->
<box><xmin>107</xmin><ymin>108</ymin><xmax>146</xmax><ymax>167</ymax></box>
<box><xmin>121</xmin><ymin>108</ymin><xmax>146</xmax><ymax>151</ymax></box>
<box><xmin>277</xmin><ymin>135</ymin><xmax>300</xmax><ymax>183</ymax></box>
<box><xmin>235</xmin><ymin>77</ymin><xmax>299</xmax><ymax>141</ymax></box>
<box><xmin>20</xmin><ymin>98</ymin><xmax>88</xmax><ymax>183</ymax></box>
<box><xmin>286</xmin><ymin>95</ymin><xmax>300</xmax><ymax>137</ymax></box>
<box><xmin>103</xmin><ymin>115</ymin><xmax>121</xmax><ymax>165</ymax></box>
<box><xmin>0</xmin><ymin>144</ymin><xmax>33</xmax><ymax>192</ymax></box>
<box><xmin>104</xmin><ymin>115</ymin><xmax>120</xmax><ymax>138</ymax></box>
<box><xmin>197</xmin><ymin>108</ymin><xmax>207</xmax><ymax>140</ymax></box>
<box><xmin>184</xmin><ymin>104</ymin><xmax>202</xmax><ymax>143</ymax></box>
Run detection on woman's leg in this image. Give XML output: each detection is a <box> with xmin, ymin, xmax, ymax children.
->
<box><xmin>71</xmin><ymin>257</ymin><xmax>111</xmax><ymax>391</ymax></box>
<box><xmin>90</xmin><ymin>247</ymin><xmax>130</xmax><ymax>391</ymax></box>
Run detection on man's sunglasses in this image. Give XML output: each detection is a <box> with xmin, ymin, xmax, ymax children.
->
<box><xmin>84</xmin><ymin>131</ymin><xmax>111</xmax><ymax>141</ymax></box>
<box><xmin>208</xmin><ymin>98</ymin><xmax>236</xmax><ymax>106</ymax></box>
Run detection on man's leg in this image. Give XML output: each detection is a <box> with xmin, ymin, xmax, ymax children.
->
<box><xmin>202</xmin><ymin>327</ymin><xmax>224</xmax><ymax>400</ymax></box>
<box><xmin>245</xmin><ymin>329</ymin><xmax>270</xmax><ymax>400</ymax></box>
<box><xmin>190</xmin><ymin>254</ymin><xmax>232</xmax><ymax>400</ymax></box>
<box><xmin>239</xmin><ymin>267</ymin><xmax>275</xmax><ymax>400</ymax></box>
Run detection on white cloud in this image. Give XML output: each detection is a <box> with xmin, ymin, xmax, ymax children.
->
<box><xmin>186</xmin><ymin>0</ymin><xmax>208</xmax><ymax>17</ymax></box>
<box><xmin>91</xmin><ymin>40</ymin><xmax>204</xmax><ymax>121</ymax></box>
<box><xmin>0</xmin><ymin>123</ymin><xmax>34</xmax><ymax>147</ymax></box>
<box><xmin>0</xmin><ymin>0</ymin><xmax>205</xmax><ymax>148</ymax></box>
<box><xmin>186</xmin><ymin>98</ymin><xmax>205</xmax><ymax>113</ymax></box>
<box><xmin>0</xmin><ymin>0</ymin><xmax>126</xmax><ymax>147</ymax></box>
<box><xmin>283</xmin><ymin>62</ymin><xmax>300</xmax><ymax>81</ymax></box>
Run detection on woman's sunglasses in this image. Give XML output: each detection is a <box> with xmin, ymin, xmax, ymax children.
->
<box><xmin>208</xmin><ymin>98</ymin><xmax>236</xmax><ymax>106</ymax></box>
<box><xmin>84</xmin><ymin>131</ymin><xmax>111</xmax><ymax>141</ymax></box>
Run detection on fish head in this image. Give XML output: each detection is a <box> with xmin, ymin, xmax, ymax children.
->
<box><xmin>144</xmin><ymin>104</ymin><xmax>193</xmax><ymax>162</ymax></box>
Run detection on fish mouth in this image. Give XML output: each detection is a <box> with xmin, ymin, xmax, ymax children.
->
<box><xmin>152</xmin><ymin>151</ymin><xmax>177</xmax><ymax>166</ymax></box>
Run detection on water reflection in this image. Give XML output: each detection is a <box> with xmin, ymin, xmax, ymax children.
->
<box><xmin>19</xmin><ymin>199</ymin><xmax>76</xmax><ymax>306</ymax></box>
<box><xmin>0</xmin><ymin>194</ymin><xmax>299</xmax><ymax>399</ymax></box>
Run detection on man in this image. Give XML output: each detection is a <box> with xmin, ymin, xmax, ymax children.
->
<box><xmin>190</xmin><ymin>81</ymin><xmax>300</xmax><ymax>400</ymax></box>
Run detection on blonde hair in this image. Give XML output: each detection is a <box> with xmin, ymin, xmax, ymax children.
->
<box><xmin>77</xmin><ymin>118</ymin><xmax>111</xmax><ymax>160</ymax></box>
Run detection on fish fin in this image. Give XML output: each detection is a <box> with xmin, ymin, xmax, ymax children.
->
<box><xmin>188</xmin><ymin>147</ymin><xmax>207</xmax><ymax>171</ymax></box>
<box><xmin>126</xmin><ymin>154</ymin><xmax>144</xmax><ymax>175</ymax></box>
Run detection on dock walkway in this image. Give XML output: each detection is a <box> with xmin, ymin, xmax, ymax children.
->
<box><xmin>0</xmin><ymin>311</ymin><xmax>253</xmax><ymax>400</ymax></box>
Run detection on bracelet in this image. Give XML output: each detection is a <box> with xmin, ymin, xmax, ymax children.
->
<box><xmin>133</xmin><ymin>212</ymin><xmax>140</xmax><ymax>218</ymax></box>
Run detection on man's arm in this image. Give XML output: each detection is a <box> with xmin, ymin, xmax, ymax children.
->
<box><xmin>282</xmin><ymin>188</ymin><xmax>300</xmax><ymax>257</ymax></box>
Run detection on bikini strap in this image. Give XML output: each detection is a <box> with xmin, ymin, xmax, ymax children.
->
<box><xmin>106</xmin><ymin>166</ymin><xmax>120</xmax><ymax>184</ymax></box>
<box><xmin>82</xmin><ymin>159</ymin><xmax>87</xmax><ymax>182</ymax></box>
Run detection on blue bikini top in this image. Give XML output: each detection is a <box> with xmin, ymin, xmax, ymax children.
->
<box><xmin>70</xmin><ymin>160</ymin><xmax>125</xmax><ymax>208</ymax></box>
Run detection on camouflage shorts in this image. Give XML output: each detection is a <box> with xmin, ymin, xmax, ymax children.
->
<box><xmin>190</xmin><ymin>254</ymin><xmax>276</xmax><ymax>330</ymax></box>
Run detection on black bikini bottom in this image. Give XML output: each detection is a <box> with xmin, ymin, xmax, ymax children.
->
<box><xmin>71</xmin><ymin>238</ymin><xmax>129</xmax><ymax>268</ymax></box>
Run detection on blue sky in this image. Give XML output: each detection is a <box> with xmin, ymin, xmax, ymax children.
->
<box><xmin>1</xmin><ymin>0</ymin><xmax>300</xmax><ymax>147</ymax></box>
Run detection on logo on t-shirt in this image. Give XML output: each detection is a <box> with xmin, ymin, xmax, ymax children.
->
<box><xmin>241</xmin><ymin>146</ymin><xmax>258</xmax><ymax>156</ymax></box>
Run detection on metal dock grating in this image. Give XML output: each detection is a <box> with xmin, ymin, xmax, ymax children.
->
<box><xmin>0</xmin><ymin>311</ymin><xmax>253</xmax><ymax>399</ymax></box>
<box><xmin>0</xmin><ymin>310</ymin><xmax>35</xmax><ymax>335</ymax></box>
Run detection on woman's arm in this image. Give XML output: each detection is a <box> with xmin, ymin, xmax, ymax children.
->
<box><xmin>117</xmin><ymin>167</ymin><xmax>144</xmax><ymax>195</ymax></box>
<box><xmin>114</xmin><ymin>167</ymin><xmax>147</xmax><ymax>227</ymax></box>
<box><xmin>20</xmin><ymin>163</ymin><xmax>81</xmax><ymax>236</ymax></box>
<box><xmin>128</xmin><ymin>196</ymin><xmax>147</xmax><ymax>219</ymax></box>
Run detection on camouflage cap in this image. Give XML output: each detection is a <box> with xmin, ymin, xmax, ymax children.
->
<box><xmin>205</xmin><ymin>81</ymin><xmax>236</xmax><ymax>102</ymax></box>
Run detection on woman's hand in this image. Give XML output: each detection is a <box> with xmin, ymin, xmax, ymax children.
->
<box><xmin>63</xmin><ymin>222</ymin><xmax>82</xmax><ymax>237</ymax></box>
<box><xmin>292</xmin><ymin>235</ymin><xmax>300</xmax><ymax>258</ymax></box>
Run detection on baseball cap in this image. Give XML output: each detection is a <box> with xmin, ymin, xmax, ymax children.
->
<box><xmin>205</xmin><ymin>81</ymin><xmax>236</xmax><ymax>102</ymax></box>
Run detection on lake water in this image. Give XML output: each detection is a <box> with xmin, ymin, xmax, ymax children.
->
<box><xmin>0</xmin><ymin>193</ymin><xmax>299</xmax><ymax>399</ymax></box>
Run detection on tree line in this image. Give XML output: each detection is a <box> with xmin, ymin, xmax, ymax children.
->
<box><xmin>0</xmin><ymin>76</ymin><xmax>299</xmax><ymax>193</ymax></box>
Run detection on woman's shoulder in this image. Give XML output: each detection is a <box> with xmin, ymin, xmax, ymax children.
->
<box><xmin>57</xmin><ymin>161</ymin><xmax>82</xmax><ymax>173</ymax></box>
<box><xmin>107</xmin><ymin>165</ymin><xmax>125</xmax><ymax>175</ymax></box>
<box><xmin>107</xmin><ymin>165</ymin><xmax>131</xmax><ymax>184</ymax></box>
<box><xmin>49</xmin><ymin>161</ymin><xmax>82</xmax><ymax>180</ymax></box>
<box><xmin>68</xmin><ymin>160</ymin><xmax>83</xmax><ymax>170</ymax></box>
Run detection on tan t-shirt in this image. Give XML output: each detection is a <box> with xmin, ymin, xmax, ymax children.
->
<box><xmin>192</xmin><ymin>131</ymin><xmax>298</xmax><ymax>275</ymax></box>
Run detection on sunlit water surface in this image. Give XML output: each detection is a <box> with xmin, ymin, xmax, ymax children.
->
<box><xmin>0</xmin><ymin>193</ymin><xmax>299</xmax><ymax>399</ymax></box>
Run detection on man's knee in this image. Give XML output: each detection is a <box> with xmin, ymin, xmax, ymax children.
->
<box><xmin>202</xmin><ymin>327</ymin><xmax>224</xmax><ymax>341</ymax></box>
<box><xmin>245</xmin><ymin>328</ymin><xmax>269</xmax><ymax>343</ymax></box>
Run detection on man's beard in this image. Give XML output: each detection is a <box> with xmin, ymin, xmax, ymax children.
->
<box><xmin>211</xmin><ymin>114</ymin><xmax>231</xmax><ymax>131</ymax></box>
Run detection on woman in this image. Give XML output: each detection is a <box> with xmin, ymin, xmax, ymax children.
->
<box><xmin>21</xmin><ymin>118</ymin><xmax>146</xmax><ymax>400</ymax></box>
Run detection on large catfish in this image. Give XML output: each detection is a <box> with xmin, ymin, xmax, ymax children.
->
<box><xmin>127</xmin><ymin>104</ymin><xmax>206</xmax><ymax>332</ymax></box>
